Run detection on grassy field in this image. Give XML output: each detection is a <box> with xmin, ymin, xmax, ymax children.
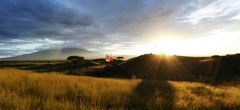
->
<box><xmin>0</xmin><ymin>60</ymin><xmax>105</xmax><ymax>75</ymax></box>
<box><xmin>0</xmin><ymin>68</ymin><xmax>239</xmax><ymax>109</ymax></box>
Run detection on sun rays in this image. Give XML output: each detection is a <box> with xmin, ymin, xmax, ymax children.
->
<box><xmin>140</xmin><ymin>54</ymin><xmax>222</xmax><ymax>83</ymax></box>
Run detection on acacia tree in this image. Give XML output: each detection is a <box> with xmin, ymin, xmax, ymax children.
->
<box><xmin>67</xmin><ymin>56</ymin><xmax>84</xmax><ymax>74</ymax></box>
<box><xmin>116</xmin><ymin>57</ymin><xmax>124</xmax><ymax>60</ymax></box>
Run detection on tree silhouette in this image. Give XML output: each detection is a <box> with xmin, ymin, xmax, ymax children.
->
<box><xmin>67</xmin><ymin>56</ymin><xmax>84</xmax><ymax>74</ymax></box>
<box><xmin>116</xmin><ymin>57</ymin><xmax>124</xmax><ymax>60</ymax></box>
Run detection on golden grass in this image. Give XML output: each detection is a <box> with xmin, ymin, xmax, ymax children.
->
<box><xmin>0</xmin><ymin>68</ymin><xmax>239</xmax><ymax>109</ymax></box>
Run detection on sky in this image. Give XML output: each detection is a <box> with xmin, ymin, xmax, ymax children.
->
<box><xmin>0</xmin><ymin>0</ymin><xmax>240</xmax><ymax>58</ymax></box>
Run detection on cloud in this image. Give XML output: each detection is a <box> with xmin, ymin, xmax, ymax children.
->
<box><xmin>0</xmin><ymin>0</ymin><xmax>95</xmax><ymax>39</ymax></box>
<box><xmin>0</xmin><ymin>38</ymin><xmax>65</xmax><ymax>57</ymax></box>
<box><xmin>175</xmin><ymin>0</ymin><xmax>240</xmax><ymax>36</ymax></box>
<box><xmin>61</xmin><ymin>0</ymin><xmax>192</xmax><ymax>40</ymax></box>
<box><xmin>0</xmin><ymin>0</ymin><xmax>240</xmax><ymax>57</ymax></box>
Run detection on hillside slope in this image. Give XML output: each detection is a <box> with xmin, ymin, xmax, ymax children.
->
<box><xmin>0</xmin><ymin>48</ymin><xmax>105</xmax><ymax>61</ymax></box>
<box><xmin>104</xmin><ymin>54</ymin><xmax>240</xmax><ymax>84</ymax></box>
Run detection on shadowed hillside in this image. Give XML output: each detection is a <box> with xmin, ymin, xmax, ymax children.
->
<box><xmin>104</xmin><ymin>54</ymin><xmax>240</xmax><ymax>84</ymax></box>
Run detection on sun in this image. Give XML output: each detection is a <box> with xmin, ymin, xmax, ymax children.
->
<box><xmin>154</xmin><ymin>38</ymin><xmax>176</xmax><ymax>55</ymax></box>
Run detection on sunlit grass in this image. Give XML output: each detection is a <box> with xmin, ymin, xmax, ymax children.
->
<box><xmin>0</xmin><ymin>68</ymin><xmax>239</xmax><ymax>109</ymax></box>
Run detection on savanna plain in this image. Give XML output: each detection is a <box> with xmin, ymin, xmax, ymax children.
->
<box><xmin>0</xmin><ymin>54</ymin><xmax>240</xmax><ymax>110</ymax></box>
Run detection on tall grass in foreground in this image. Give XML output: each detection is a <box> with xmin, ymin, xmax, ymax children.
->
<box><xmin>0</xmin><ymin>68</ymin><xmax>239</xmax><ymax>109</ymax></box>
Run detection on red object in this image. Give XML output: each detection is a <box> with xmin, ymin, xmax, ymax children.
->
<box><xmin>106</xmin><ymin>59</ymin><xmax>110</xmax><ymax>62</ymax></box>
<box><xmin>110</xmin><ymin>56</ymin><xmax>113</xmax><ymax>62</ymax></box>
<box><xmin>106</xmin><ymin>55</ymin><xmax>110</xmax><ymax>62</ymax></box>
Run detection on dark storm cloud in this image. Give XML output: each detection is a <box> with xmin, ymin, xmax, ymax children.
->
<box><xmin>68</xmin><ymin>0</ymin><xmax>191</xmax><ymax>37</ymax></box>
<box><xmin>0</xmin><ymin>0</ymin><xmax>95</xmax><ymax>39</ymax></box>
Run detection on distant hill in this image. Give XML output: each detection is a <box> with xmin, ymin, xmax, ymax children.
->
<box><xmin>0</xmin><ymin>48</ymin><xmax>106</xmax><ymax>61</ymax></box>
<box><xmin>104</xmin><ymin>54</ymin><xmax>240</xmax><ymax>84</ymax></box>
<box><xmin>113</xmin><ymin>55</ymin><xmax>138</xmax><ymax>60</ymax></box>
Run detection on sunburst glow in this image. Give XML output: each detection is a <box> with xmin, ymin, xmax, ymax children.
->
<box><xmin>148</xmin><ymin>31</ymin><xmax>240</xmax><ymax>56</ymax></box>
<box><xmin>154</xmin><ymin>38</ymin><xmax>177</xmax><ymax>55</ymax></box>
